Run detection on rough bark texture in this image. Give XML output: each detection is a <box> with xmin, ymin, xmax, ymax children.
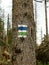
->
<box><xmin>12</xmin><ymin>0</ymin><xmax>36</xmax><ymax>65</ymax></box>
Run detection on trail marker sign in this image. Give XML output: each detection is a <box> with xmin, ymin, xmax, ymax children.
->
<box><xmin>18</xmin><ymin>25</ymin><xmax>27</xmax><ymax>38</ymax></box>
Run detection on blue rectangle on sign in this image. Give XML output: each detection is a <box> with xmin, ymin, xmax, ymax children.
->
<box><xmin>18</xmin><ymin>27</ymin><xmax>27</xmax><ymax>30</ymax></box>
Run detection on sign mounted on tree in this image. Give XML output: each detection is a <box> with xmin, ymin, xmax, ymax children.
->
<box><xmin>18</xmin><ymin>25</ymin><xmax>27</xmax><ymax>38</ymax></box>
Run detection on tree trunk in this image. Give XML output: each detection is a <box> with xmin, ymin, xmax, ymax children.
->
<box><xmin>12</xmin><ymin>0</ymin><xmax>36</xmax><ymax>65</ymax></box>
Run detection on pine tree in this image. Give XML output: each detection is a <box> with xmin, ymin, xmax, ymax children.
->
<box><xmin>7</xmin><ymin>14</ymin><xmax>12</xmax><ymax>45</ymax></box>
<box><xmin>0</xmin><ymin>18</ymin><xmax>3</xmax><ymax>38</ymax></box>
<box><xmin>0</xmin><ymin>18</ymin><xmax>5</xmax><ymax>46</ymax></box>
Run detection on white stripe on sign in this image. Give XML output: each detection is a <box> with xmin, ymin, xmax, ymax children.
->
<box><xmin>18</xmin><ymin>35</ymin><xmax>27</xmax><ymax>38</ymax></box>
<box><xmin>18</xmin><ymin>30</ymin><xmax>27</xmax><ymax>32</ymax></box>
<box><xmin>18</xmin><ymin>25</ymin><xmax>27</xmax><ymax>27</ymax></box>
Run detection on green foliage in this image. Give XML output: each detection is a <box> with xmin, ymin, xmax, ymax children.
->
<box><xmin>36</xmin><ymin>34</ymin><xmax>49</xmax><ymax>65</ymax></box>
<box><xmin>36</xmin><ymin>61</ymin><xmax>49</xmax><ymax>65</ymax></box>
